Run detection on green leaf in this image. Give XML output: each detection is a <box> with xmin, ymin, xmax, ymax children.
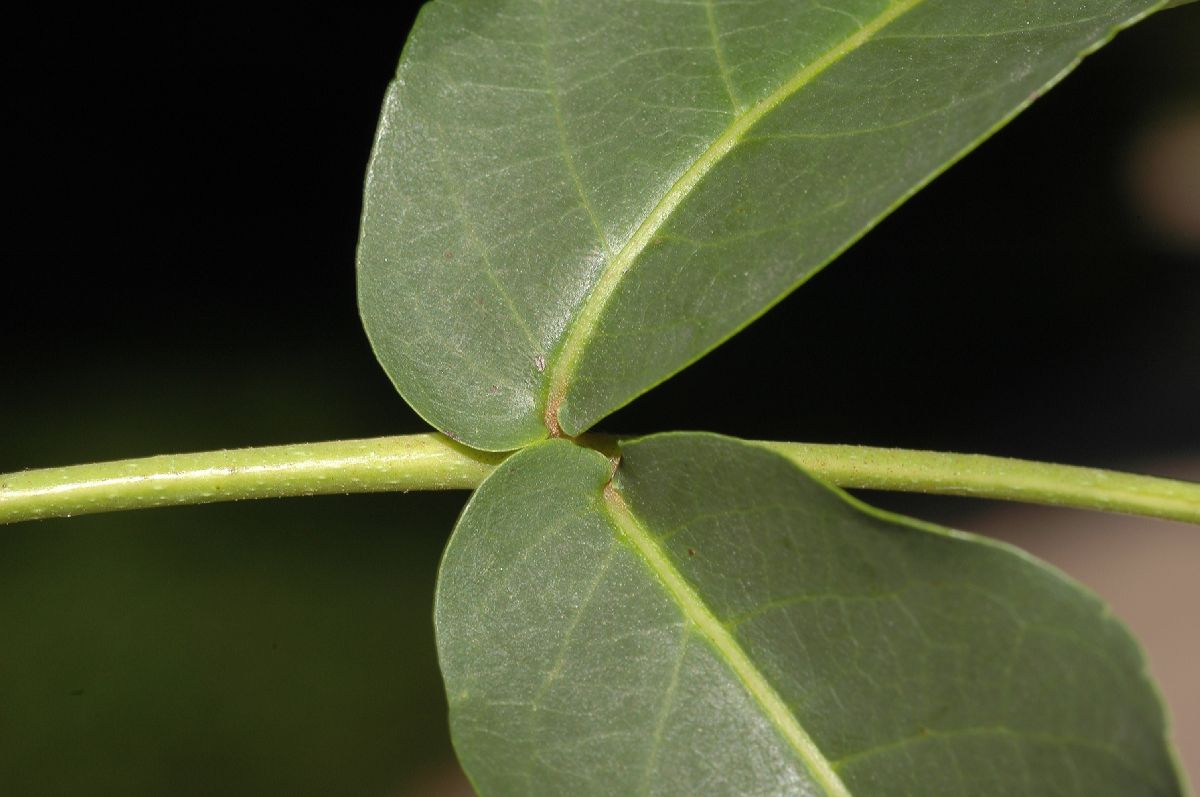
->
<box><xmin>358</xmin><ymin>0</ymin><xmax>1171</xmax><ymax>451</ymax></box>
<box><xmin>435</xmin><ymin>433</ymin><xmax>1182</xmax><ymax>795</ymax></box>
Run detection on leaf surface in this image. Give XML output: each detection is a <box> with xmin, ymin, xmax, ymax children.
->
<box><xmin>435</xmin><ymin>433</ymin><xmax>1182</xmax><ymax>795</ymax></box>
<box><xmin>358</xmin><ymin>0</ymin><xmax>1169</xmax><ymax>450</ymax></box>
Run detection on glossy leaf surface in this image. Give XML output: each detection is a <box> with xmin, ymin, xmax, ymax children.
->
<box><xmin>435</xmin><ymin>434</ymin><xmax>1182</xmax><ymax>795</ymax></box>
<box><xmin>359</xmin><ymin>0</ymin><xmax>1168</xmax><ymax>450</ymax></box>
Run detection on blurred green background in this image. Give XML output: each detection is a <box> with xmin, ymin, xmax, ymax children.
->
<box><xmin>3</xmin><ymin>4</ymin><xmax>1197</xmax><ymax>795</ymax></box>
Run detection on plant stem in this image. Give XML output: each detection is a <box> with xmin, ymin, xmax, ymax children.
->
<box><xmin>761</xmin><ymin>442</ymin><xmax>1200</xmax><ymax>525</ymax></box>
<box><xmin>2</xmin><ymin>434</ymin><xmax>1197</xmax><ymax>526</ymax></box>
<box><xmin>0</xmin><ymin>434</ymin><xmax>505</xmax><ymax>525</ymax></box>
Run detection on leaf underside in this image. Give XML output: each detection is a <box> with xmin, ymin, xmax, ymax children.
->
<box><xmin>358</xmin><ymin>0</ymin><xmax>1166</xmax><ymax>451</ymax></box>
<box><xmin>435</xmin><ymin>434</ymin><xmax>1182</xmax><ymax>796</ymax></box>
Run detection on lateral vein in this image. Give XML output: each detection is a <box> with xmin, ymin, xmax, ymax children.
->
<box><xmin>704</xmin><ymin>0</ymin><xmax>742</xmax><ymax>112</ymax></box>
<box><xmin>539</xmin><ymin>0</ymin><xmax>614</xmax><ymax>259</ymax></box>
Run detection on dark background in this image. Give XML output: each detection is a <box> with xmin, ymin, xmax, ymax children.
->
<box><xmin>3</xmin><ymin>4</ymin><xmax>1198</xmax><ymax>795</ymax></box>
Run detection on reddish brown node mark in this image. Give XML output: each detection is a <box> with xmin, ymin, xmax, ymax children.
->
<box><xmin>687</xmin><ymin>548</ymin><xmax>696</xmax><ymax>557</ymax></box>
<box><xmin>544</xmin><ymin>392</ymin><xmax>563</xmax><ymax>438</ymax></box>
<box><xmin>444</xmin><ymin>249</ymin><xmax>454</xmax><ymax>259</ymax></box>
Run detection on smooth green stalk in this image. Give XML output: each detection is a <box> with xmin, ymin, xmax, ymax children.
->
<box><xmin>1</xmin><ymin>434</ymin><xmax>1197</xmax><ymax>526</ymax></box>
<box><xmin>0</xmin><ymin>434</ymin><xmax>505</xmax><ymax>525</ymax></box>
<box><xmin>761</xmin><ymin>442</ymin><xmax>1200</xmax><ymax>525</ymax></box>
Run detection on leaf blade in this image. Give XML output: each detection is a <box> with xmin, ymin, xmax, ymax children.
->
<box><xmin>358</xmin><ymin>0</ymin><xmax>1169</xmax><ymax>449</ymax></box>
<box><xmin>435</xmin><ymin>433</ymin><xmax>1183</xmax><ymax>795</ymax></box>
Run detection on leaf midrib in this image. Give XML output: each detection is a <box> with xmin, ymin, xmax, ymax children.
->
<box><xmin>601</xmin><ymin>483</ymin><xmax>851</xmax><ymax>797</ymax></box>
<box><xmin>541</xmin><ymin>0</ymin><xmax>925</xmax><ymax>435</ymax></box>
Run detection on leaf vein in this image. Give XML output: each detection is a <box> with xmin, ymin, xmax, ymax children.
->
<box><xmin>704</xmin><ymin>0</ymin><xmax>743</xmax><ymax>112</ymax></box>
<box><xmin>429</xmin><ymin>115</ymin><xmax>543</xmax><ymax>356</ymax></box>
<box><xmin>638</xmin><ymin>624</ymin><xmax>691</xmax><ymax>794</ymax></box>
<box><xmin>829</xmin><ymin>724</ymin><xmax>1157</xmax><ymax>785</ymax></box>
<box><xmin>538</xmin><ymin>0</ymin><xmax>614</xmax><ymax>258</ymax></box>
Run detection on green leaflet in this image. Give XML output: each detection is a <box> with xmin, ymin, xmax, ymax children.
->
<box><xmin>435</xmin><ymin>434</ymin><xmax>1182</xmax><ymax>796</ymax></box>
<box><xmin>358</xmin><ymin>0</ymin><xmax>1169</xmax><ymax>451</ymax></box>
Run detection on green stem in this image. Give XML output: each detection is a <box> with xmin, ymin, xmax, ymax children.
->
<box><xmin>1</xmin><ymin>434</ymin><xmax>1197</xmax><ymax>526</ymax></box>
<box><xmin>0</xmin><ymin>434</ymin><xmax>505</xmax><ymax>525</ymax></box>
<box><xmin>761</xmin><ymin>442</ymin><xmax>1200</xmax><ymax>525</ymax></box>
